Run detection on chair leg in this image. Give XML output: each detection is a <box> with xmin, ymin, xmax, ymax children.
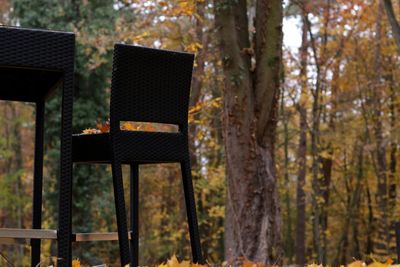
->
<box><xmin>31</xmin><ymin>101</ymin><xmax>45</xmax><ymax>267</ymax></box>
<box><xmin>111</xmin><ymin>161</ymin><xmax>131</xmax><ymax>266</ymax></box>
<box><xmin>130</xmin><ymin>164</ymin><xmax>139</xmax><ymax>267</ymax></box>
<box><xmin>180</xmin><ymin>160</ymin><xmax>204</xmax><ymax>264</ymax></box>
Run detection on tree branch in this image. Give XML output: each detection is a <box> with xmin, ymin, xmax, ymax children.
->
<box><xmin>383</xmin><ymin>0</ymin><xmax>400</xmax><ymax>53</ymax></box>
<box><xmin>254</xmin><ymin>0</ymin><xmax>283</xmax><ymax>146</ymax></box>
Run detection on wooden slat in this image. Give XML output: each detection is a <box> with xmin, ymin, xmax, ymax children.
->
<box><xmin>0</xmin><ymin>229</ymin><xmax>133</xmax><ymax>244</ymax></box>
<box><xmin>73</xmin><ymin>232</ymin><xmax>119</xmax><ymax>242</ymax></box>
<box><xmin>0</xmin><ymin>228</ymin><xmax>57</xmax><ymax>240</ymax></box>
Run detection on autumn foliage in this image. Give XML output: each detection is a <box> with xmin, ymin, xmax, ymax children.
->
<box><xmin>1</xmin><ymin>0</ymin><xmax>400</xmax><ymax>266</ymax></box>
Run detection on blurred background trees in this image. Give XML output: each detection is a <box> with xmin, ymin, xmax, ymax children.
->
<box><xmin>0</xmin><ymin>0</ymin><xmax>399</xmax><ymax>266</ymax></box>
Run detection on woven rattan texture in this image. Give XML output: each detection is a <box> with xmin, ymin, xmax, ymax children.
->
<box><xmin>115</xmin><ymin>131</ymin><xmax>187</xmax><ymax>162</ymax></box>
<box><xmin>73</xmin><ymin>131</ymin><xmax>187</xmax><ymax>163</ymax></box>
<box><xmin>0</xmin><ymin>27</ymin><xmax>74</xmax><ymax>70</ymax></box>
<box><xmin>108</xmin><ymin>44</ymin><xmax>203</xmax><ymax>264</ymax></box>
<box><xmin>0</xmin><ymin>26</ymin><xmax>75</xmax><ymax>267</ymax></box>
<box><xmin>72</xmin><ymin>44</ymin><xmax>204</xmax><ymax>265</ymax></box>
<box><xmin>110</xmin><ymin>44</ymin><xmax>194</xmax><ymax>126</ymax></box>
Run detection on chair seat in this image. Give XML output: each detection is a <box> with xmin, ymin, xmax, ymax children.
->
<box><xmin>72</xmin><ymin>131</ymin><xmax>187</xmax><ymax>164</ymax></box>
<box><xmin>72</xmin><ymin>133</ymin><xmax>111</xmax><ymax>163</ymax></box>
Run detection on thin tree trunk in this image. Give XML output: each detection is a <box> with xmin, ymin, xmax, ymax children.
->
<box><xmin>281</xmin><ymin>89</ymin><xmax>293</xmax><ymax>263</ymax></box>
<box><xmin>373</xmin><ymin>0</ymin><xmax>389</xmax><ymax>257</ymax></box>
<box><xmin>383</xmin><ymin>0</ymin><xmax>400</xmax><ymax>52</ymax></box>
<box><xmin>366</xmin><ymin>179</ymin><xmax>375</xmax><ymax>255</ymax></box>
<box><xmin>388</xmin><ymin>66</ymin><xmax>397</xmax><ymax>256</ymax></box>
<box><xmin>295</xmin><ymin>10</ymin><xmax>308</xmax><ymax>266</ymax></box>
<box><xmin>189</xmin><ymin>0</ymin><xmax>207</xmax><ymax>170</ymax></box>
<box><xmin>305</xmin><ymin>9</ymin><xmax>324</xmax><ymax>262</ymax></box>
<box><xmin>351</xmin><ymin>136</ymin><xmax>364</xmax><ymax>261</ymax></box>
<box><xmin>333</xmin><ymin>139</ymin><xmax>364</xmax><ymax>265</ymax></box>
<box><xmin>333</xmin><ymin>148</ymin><xmax>350</xmax><ymax>266</ymax></box>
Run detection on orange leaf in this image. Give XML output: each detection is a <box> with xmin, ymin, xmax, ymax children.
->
<box><xmin>121</xmin><ymin>122</ymin><xmax>138</xmax><ymax>131</ymax></box>
<box><xmin>96</xmin><ymin>121</ymin><xmax>110</xmax><ymax>133</ymax></box>
<box><xmin>243</xmin><ymin>260</ymin><xmax>258</xmax><ymax>267</ymax></box>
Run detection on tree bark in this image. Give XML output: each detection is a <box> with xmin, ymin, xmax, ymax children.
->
<box><xmin>281</xmin><ymin>89</ymin><xmax>293</xmax><ymax>263</ymax></box>
<box><xmin>189</xmin><ymin>0</ymin><xmax>207</xmax><ymax>170</ymax></box>
<box><xmin>295</xmin><ymin>10</ymin><xmax>308</xmax><ymax>266</ymax></box>
<box><xmin>373</xmin><ymin>0</ymin><xmax>389</xmax><ymax>257</ymax></box>
<box><xmin>306</xmin><ymin>11</ymin><xmax>324</xmax><ymax>264</ymax></box>
<box><xmin>386</xmin><ymin>61</ymin><xmax>397</xmax><ymax>255</ymax></box>
<box><xmin>305</xmin><ymin>0</ymin><xmax>332</xmax><ymax>262</ymax></box>
<box><xmin>214</xmin><ymin>0</ymin><xmax>283</xmax><ymax>263</ymax></box>
<box><xmin>389</xmin><ymin>82</ymin><xmax>397</xmax><ymax>247</ymax></box>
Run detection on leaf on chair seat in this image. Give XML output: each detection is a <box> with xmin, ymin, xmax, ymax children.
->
<box><xmin>72</xmin><ymin>258</ymin><xmax>81</xmax><ymax>267</ymax></box>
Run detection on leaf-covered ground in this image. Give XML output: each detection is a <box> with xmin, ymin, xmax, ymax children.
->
<box><xmin>70</xmin><ymin>256</ymin><xmax>400</xmax><ymax>267</ymax></box>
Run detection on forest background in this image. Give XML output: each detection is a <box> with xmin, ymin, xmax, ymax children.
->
<box><xmin>0</xmin><ymin>0</ymin><xmax>400</xmax><ymax>266</ymax></box>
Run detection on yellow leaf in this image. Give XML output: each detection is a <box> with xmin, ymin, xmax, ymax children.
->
<box><xmin>72</xmin><ymin>259</ymin><xmax>80</xmax><ymax>267</ymax></box>
<box><xmin>168</xmin><ymin>255</ymin><xmax>180</xmax><ymax>267</ymax></box>
<box><xmin>348</xmin><ymin>260</ymin><xmax>365</xmax><ymax>267</ymax></box>
<box><xmin>367</xmin><ymin>262</ymin><xmax>388</xmax><ymax>267</ymax></box>
<box><xmin>82</xmin><ymin>128</ymin><xmax>100</xmax><ymax>134</ymax></box>
<box><xmin>166</xmin><ymin>255</ymin><xmax>191</xmax><ymax>267</ymax></box>
<box><xmin>180</xmin><ymin>260</ymin><xmax>190</xmax><ymax>267</ymax></box>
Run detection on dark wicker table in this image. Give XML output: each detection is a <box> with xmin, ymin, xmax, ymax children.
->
<box><xmin>0</xmin><ymin>26</ymin><xmax>75</xmax><ymax>267</ymax></box>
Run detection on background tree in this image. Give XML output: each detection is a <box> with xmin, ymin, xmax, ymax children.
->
<box><xmin>383</xmin><ymin>0</ymin><xmax>400</xmax><ymax>51</ymax></box>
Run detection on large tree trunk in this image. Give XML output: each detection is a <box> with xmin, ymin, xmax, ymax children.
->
<box><xmin>214</xmin><ymin>0</ymin><xmax>283</xmax><ymax>264</ymax></box>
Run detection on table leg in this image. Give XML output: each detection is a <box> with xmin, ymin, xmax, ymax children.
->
<box><xmin>57</xmin><ymin>73</ymin><xmax>74</xmax><ymax>267</ymax></box>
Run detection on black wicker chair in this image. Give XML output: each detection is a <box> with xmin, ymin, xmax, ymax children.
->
<box><xmin>72</xmin><ymin>44</ymin><xmax>204</xmax><ymax>266</ymax></box>
<box><xmin>0</xmin><ymin>26</ymin><xmax>75</xmax><ymax>267</ymax></box>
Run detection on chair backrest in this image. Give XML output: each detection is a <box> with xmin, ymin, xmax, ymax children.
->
<box><xmin>109</xmin><ymin>44</ymin><xmax>194</xmax><ymax>131</ymax></box>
